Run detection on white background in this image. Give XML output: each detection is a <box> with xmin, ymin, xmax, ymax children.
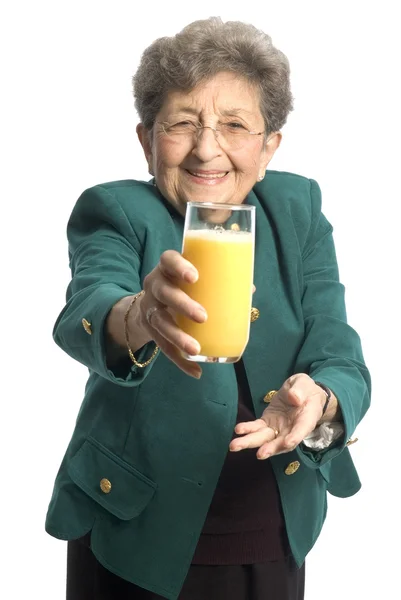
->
<box><xmin>2</xmin><ymin>1</ymin><xmax>400</xmax><ymax>598</ymax></box>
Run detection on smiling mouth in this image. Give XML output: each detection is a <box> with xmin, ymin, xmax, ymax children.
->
<box><xmin>185</xmin><ymin>170</ymin><xmax>229</xmax><ymax>179</ymax></box>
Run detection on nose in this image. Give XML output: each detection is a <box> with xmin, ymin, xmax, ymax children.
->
<box><xmin>191</xmin><ymin>126</ymin><xmax>223</xmax><ymax>162</ymax></box>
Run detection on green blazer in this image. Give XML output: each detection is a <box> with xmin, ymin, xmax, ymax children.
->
<box><xmin>45</xmin><ymin>170</ymin><xmax>371</xmax><ymax>600</ymax></box>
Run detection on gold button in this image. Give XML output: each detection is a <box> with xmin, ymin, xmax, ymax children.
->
<box><xmin>82</xmin><ymin>318</ymin><xmax>92</xmax><ymax>335</ymax></box>
<box><xmin>264</xmin><ymin>390</ymin><xmax>277</xmax><ymax>403</ymax></box>
<box><xmin>100</xmin><ymin>478</ymin><xmax>112</xmax><ymax>494</ymax></box>
<box><xmin>231</xmin><ymin>223</ymin><xmax>240</xmax><ymax>231</ymax></box>
<box><xmin>284</xmin><ymin>461</ymin><xmax>300</xmax><ymax>476</ymax></box>
<box><xmin>346</xmin><ymin>437</ymin><xmax>358</xmax><ymax>447</ymax></box>
<box><xmin>250</xmin><ymin>307</ymin><xmax>260</xmax><ymax>322</ymax></box>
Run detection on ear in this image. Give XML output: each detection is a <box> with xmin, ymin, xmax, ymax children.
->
<box><xmin>136</xmin><ymin>124</ymin><xmax>154</xmax><ymax>175</ymax></box>
<box><xmin>260</xmin><ymin>132</ymin><xmax>282</xmax><ymax>173</ymax></box>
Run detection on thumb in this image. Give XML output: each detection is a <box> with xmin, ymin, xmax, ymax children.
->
<box><xmin>286</xmin><ymin>383</ymin><xmax>308</xmax><ymax>407</ymax></box>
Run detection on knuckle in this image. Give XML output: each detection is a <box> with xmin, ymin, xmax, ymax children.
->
<box><xmin>151</xmin><ymin>278</ymin><xmax>164</xmax><ymax>301</ymax></box>
<box><xmin>150</xmin><ymin>308</ymin><xmax>161</xmax><ymax>327</ymax></box>
<box><xmin>160</xmin><ymin>249</ymin><xmax>179</xmax><ymax>269</ymax></box>
<box><xmin>143</xmin><ymin>272</ymin><xmax>152</xmax><ymax>290</ymax></box>
<box><xmin>160</xmin><ymin>249</ymin><xmax>174</xmax><ymax>262</ymax></box>
<box><xmin>144</xmin><ymin>269</ymin><xmax>163</xmax><ymax>295</ymax></box>
<box><xmin>158</xmin><ymin>256</ymin><xmax>171</xmax><ymax>278</ymax></box>
<box><xmin>179</xmin><ymin>331</ymin><xmax>190</xmax><ymax>347</ymax></box>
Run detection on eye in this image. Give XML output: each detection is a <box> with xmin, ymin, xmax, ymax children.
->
<box><xmin>222</xmin><ymin>122</ymin><xmax>248</xmax><ymax>133</ymax></box>
<box><xmin>166</xmin><ymin>121</ymin><xmax>198</xmax><ymax>134</ymax></box>
<box><xmin>169</xmin><ymin>120</ymin><xmax>197</xmax><ymax>128</ymax></box>
<box><xmin>161</xmin><ymin>120</ymin><xmax>197</xmax><ymax>136</ymax></box>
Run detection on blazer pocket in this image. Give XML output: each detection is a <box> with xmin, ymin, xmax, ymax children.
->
<box><xmin>67</xmin><ymin>437</ymin><xmax>157</xmax><ymax>521</ymax></box>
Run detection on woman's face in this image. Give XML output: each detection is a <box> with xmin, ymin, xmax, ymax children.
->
<box><xmin>137</xmin><ymin>72</ymin><xmax>281</xmax><ymax>215</ymax></box>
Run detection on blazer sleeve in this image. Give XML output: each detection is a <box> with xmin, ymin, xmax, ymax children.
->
<box><xmin>53</xmin><ymin>184</ymin><xmax>159</xmax><ymax>386</ymax></box>
<box><xmin>293</xmin><ymin>179</ymin><xmax>371</xmax><ymax>468</ymax></box>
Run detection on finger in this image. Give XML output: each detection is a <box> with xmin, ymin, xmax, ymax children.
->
<box><xmin>152</xmin><ymin>329</ymin><xmax>202</xmax><ymax>379</ymax></box>
<box><xmin>283</xmin><ymin>407</ymin><xmax>319</xmax><ymax>448</ymax></box>
<box><xmin>234</xmin><ymin>419</ymin><xmax>266</xmax><ymax>435</ymax></box>
<box><xmin>147</xmin><ymin>306</ymin><xmax>201</xmax><ymax>356</ymax></box>
<box><xmin>255</xmin><ymin>427</ymin><xmax>296</xmax><ymax>458</ymax></box>
<box><xmin>256</xmin><ymin>440</ymin><xmax>286</xmax><ymax>459</ymax></box>
<box><xmin>285</xmin><ymin>374</ymin><xmax>318</xmax><ymax>407</ymax></box>
<box><xmin>230</xmin><ymin>427</ymin><xmax>278</xmax><ymax>452</ymax></box>
<box><xmin>257</xmin><ymin>408</ymin><xmax>318</xmax><ymax>459</ymax></box>
<box><xmin>252</xmin><ymin>284</ymin><xmax>256</xmax><ymax>294</ymax></box>
<box><xmin>158</xmin><ymin>250</ymin><xmax>199</xmax><ymax>283</ymax></box>
<box><xmin>151</xmin><ymin>278</ymin><xmax>207</xmax><ymax>324</ymax></box>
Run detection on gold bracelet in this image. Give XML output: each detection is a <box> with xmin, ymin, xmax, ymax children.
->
<box><xmin>124</xmin><ymin>291</ymin><xmax>159</xmax><ymax>368</ymax></box>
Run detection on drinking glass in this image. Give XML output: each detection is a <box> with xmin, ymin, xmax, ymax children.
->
<box><xmin>177</xmin><ymin>202</ymin><xmax>255</xmax><ymax>363</ymax></box>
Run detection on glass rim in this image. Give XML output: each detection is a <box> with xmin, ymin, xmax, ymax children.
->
<box><xmin>186</xmin><ymin>201</ymin><xmax>255</xmax><ymax>211</ymax></box>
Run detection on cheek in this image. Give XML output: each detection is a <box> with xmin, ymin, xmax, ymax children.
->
<box><xmin>230</xmin><ymin>146</ymin><xmax>264</xmax><ymax>175</ymax></box>
<box><xmin>155</xmin><ymin>139</ymin><xmax>187</xmax><ymax>169</ymax></box>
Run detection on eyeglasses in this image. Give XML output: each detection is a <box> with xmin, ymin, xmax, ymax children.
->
<box><xmin>157</xmin><ymin>120</ymin><xmax>265</xmax><ymax>150</ymax></box>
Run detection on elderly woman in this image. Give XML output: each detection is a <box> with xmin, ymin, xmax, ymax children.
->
<box><xmin>45</xmin><ymin>17</ymin><xmax>371</xmax><ymax>600</ymax></box>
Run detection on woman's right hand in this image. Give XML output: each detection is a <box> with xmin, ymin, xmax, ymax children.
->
<box><xmin>136</xmin><ymin>250</ymin><xmax>207</xmax><ymax>378</ymax></box>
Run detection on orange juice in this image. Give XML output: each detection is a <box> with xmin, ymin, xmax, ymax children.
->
<box><xmin>177</xmin><ymin>229</ymin><xmax>254</xmax><ymax>358</ymax></box>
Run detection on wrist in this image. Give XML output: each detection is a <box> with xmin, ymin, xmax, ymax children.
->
<box><xmin>106</xmin><ymin>295</ymin><xmax>134</xmax><ymax>348</ymax></box>
<box><xmin>314</xmin><ymin>382</ymin><xmax>331</xmax><ymax>417</ymax></box>
<box><xmin>124</xmin><ymin>291</ymin><xmax>159</xmax><ymax>368</ymax></box>
<box><xmin>106</xmin><ymin>293</ymin><xmax>151</xmax><ymax>352</ymax></box>
<box><xmin>314</xmin><ymin>383</ymin><xmax>342</xmax><ymax>424</ymax></box>
<box><xmin>126</xmin><ymin>292</ymin><xmax>153</xmax><ymax>351</ymax></box>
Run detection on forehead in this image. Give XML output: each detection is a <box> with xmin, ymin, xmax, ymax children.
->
<box><xmin>159</xmin><ymin>72</ymin><xmax>262</xmax><ymax>119</ymax></box>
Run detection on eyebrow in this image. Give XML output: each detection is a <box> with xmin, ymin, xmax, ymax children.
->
<box><xmin>169</xmin><ymin>107</ymin><xmax>254</xmax><ymax>118</ymax></box>
<box><xmin>221</xmin><ymin>108</ymin><xmax>254</xmax><ymax>117</ymax></box>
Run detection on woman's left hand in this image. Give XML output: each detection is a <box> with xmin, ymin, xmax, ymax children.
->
<box><xmin>229</xmin><ymin>373</ymin><xmax>327</xmax><ymax>459</ymax></box>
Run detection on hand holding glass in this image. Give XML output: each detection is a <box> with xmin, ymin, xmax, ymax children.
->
<box><xmin>177</xmin><ymin>202</ymin><xmax>255</xmax><ymax>363</ymax></box>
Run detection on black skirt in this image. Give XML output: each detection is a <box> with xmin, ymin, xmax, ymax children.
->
<box><xmin>67</xmin><ymin>536</ymin><xmax>305</xmax><ymax>600</ymax></box>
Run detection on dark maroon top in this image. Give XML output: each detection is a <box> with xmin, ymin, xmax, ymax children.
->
<box><xmin>192</xmin><ymin>360</ymin><xmax>290</xmax><ymax>565</ymax></box>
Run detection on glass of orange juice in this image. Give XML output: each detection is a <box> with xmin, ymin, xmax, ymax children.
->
<box><xmin>177</xmin><ymin>201</ymin><xmax>255</xmax><ymax>363</ymax></box>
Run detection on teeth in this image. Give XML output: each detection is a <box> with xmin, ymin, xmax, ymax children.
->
<box><xmin>189</xmin><ymin>171</ymin><xmax>227</xmax><ymax>179</ymax></box>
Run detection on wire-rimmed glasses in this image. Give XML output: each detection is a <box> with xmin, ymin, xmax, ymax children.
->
<box><xmin>157</xmin><ymin>119</ymin><xmax>265</xmax><ymax>150</ymax></box>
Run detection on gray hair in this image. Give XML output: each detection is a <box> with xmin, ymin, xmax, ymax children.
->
<box><xmin>133</xmin><ymin>17</ymin><xmax>293</xmax><ymax>135</ymax></box>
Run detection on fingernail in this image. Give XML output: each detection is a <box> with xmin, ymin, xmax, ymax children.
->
<box><xmin>231</xmin><ymin>446</ymin><xmax>242</xmax><ymax>452</ymax></box>
<box><xmin>258</xmin><ymin>452</ymin><xmax>270</xmax><ymax>460</ymax></box>
<box><xmin>186</xmin><ymin>340</ymin><xmax>201</xmax><ymax>355</ymax></box>
<box><xmin>183</xmin><ymin>269</ymin><xmax>198</xmax><ymax>283</ymax></box>
<box><xmin>194</xmin><ymin>308</ymin><xmax>207</xmax><ymax>323</ymax></box>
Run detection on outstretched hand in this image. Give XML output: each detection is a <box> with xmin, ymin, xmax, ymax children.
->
<box><xmin>229</xmin><ymin>374</ymin><xmax>327</xmax><ymax>459</ymax></box>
